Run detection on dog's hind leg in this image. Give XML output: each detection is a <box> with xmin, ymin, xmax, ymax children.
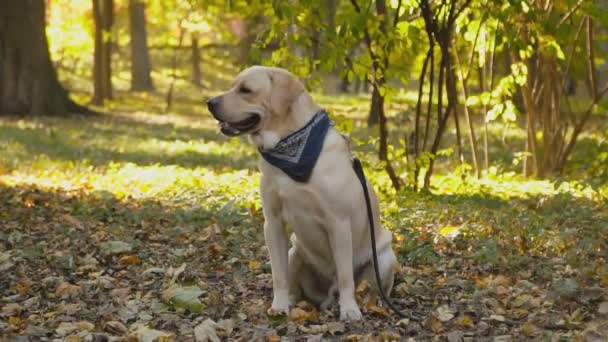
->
<box><xmin>356</xmin><ymin>247</ymin><xmax>398</xmax><ymax>297</ymax></box>
<box><xmin>287</xmin><ymin>245</ymin><xmax>303</xmax><ymax>305</ymax></box>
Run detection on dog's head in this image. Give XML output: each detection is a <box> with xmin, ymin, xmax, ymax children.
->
<box><xmin>206</xmin><ymin>66</ymin><xmax>313</xmax><ymax>140</ymax></box>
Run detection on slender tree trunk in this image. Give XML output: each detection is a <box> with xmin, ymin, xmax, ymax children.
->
<box><xmin>455</xmin><ymin>51</ymin><xmax>480</xmax><ymax>178</ymax></box>
<box><xmin>350</xmin><ymin>0</ymin><xmax>401</xmax><ymax>190</ymax></box>
<box><xmin>191</xmin><ymin>33</ymin><xmax>202</xmax><ymax>87</ymax></box>
<box><xmin>0</xmin><ymin>0</ymin><xmax>85</xmax><ymax>116</ymax></box>
<box><xmin>165</xmin><ymin>22</ymin><xmax>185</xmax><ymax>113</ymax></box>
<box><xmin>366</xmin><ymin>0</ymin><xmax>389</xmax><ymax>127</ymax></box>
<box><xmin>129</xmin><ymin>0</ymin><xmax>154</xmax><ymax>91</ymax></box>
<box><xmin>92</xmin><ymin>0</ymin><xmax>114</xmax><ymax>104</ymax></box>
<box><xmin>102</xmin><ymin>0</ymin><xmax>113</xmax><ymax>99</ymax></box>
<box><xmin>92</xmin><ymin>0</ymin><xmax>104</xmax><ymax>105</ymax></box>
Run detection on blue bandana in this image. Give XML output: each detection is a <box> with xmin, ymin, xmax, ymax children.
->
<box><xmin>259</xmin><ymin>110</ymin><xmax>331</xmax><ymax>182</ymax></box>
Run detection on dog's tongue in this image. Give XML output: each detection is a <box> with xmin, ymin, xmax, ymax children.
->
<box><xmin>219</xmin><ymin>122</ymin><xmax>241</xmax><ymax>136</ymax></box>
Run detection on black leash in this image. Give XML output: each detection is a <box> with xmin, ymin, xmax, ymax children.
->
<box><xmin>352</xmin><ymin>157</ymin><xmax>416</xmax><ymax>321</ymax></box>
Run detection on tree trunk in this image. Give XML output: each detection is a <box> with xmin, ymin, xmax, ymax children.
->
<box><xmin>165</xmin><ymin>22</ymin><xmax>185</xmax><ymax>113</ymax></box>
<box><xmin>93</xmin><ymin>0</ymin><xmax>113</xmax><ymax>104</ymax></box>
<box><xmin>0</xmin><ymin>0</ymin><xmax>85</xmax><ymax>116</ymax></box>
<box><xmin>129</xmin><ymin>0</ymin><xmax>154</xmax><ymax>91</ymax></box>
<box><xmin>191</xmin><ymin>33</ymin><xmax>202</xmax><ymax>87</ymax></box>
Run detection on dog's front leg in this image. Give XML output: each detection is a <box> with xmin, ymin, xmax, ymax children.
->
<box><xmin>261</xmin><ymin>187</ymin><xmax>290</xmax><ymax>315</ymax></box>
<box><xmin>329</xmin><ymin>217</ymin><xmax>362</xmax><ymax>321</ymax></box>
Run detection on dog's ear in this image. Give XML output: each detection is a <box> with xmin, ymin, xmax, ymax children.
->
<box><xmin>269</xmin><ymin>69</ymin><xmax>305</xmax><ymax>116</ymax></box>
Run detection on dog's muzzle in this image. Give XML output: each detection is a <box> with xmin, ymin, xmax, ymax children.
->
<box><xmin>206</xmin><ymin>97</ymin><xmax>261</xmax><ymax>137</ymax></box>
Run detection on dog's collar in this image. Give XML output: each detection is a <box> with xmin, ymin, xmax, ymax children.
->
<box><xmin>258</xmin><ymin>110</ymin><xmax>331</xmax><ymax>182</ymax></box>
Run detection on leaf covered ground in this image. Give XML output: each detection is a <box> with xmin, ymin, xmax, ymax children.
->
<box><xmin>1</xmin><ymin>93</ymin><xmax>607</xmax><ymax>341</ymax></box>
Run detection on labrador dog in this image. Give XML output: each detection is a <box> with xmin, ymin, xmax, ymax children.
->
<box><xmin>207</xmin><ymin>66</ymin><xmax>398</xmax><ymax>320</ymax></box>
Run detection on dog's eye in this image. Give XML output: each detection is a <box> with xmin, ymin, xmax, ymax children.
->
<box><xmin>239</xmin><ymin>86</ymin><xmax>252</xmax><ymax>94</ymax></box>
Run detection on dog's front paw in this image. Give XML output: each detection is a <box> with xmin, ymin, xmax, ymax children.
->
<box><xmin>267</xmin><ymin>293</ymin><xmax>290</xmax><ymax>316</ymax></box>
<box><xmin>339</xmin><ymin>304</ymin><xmax>362</xmax><ymax>321</ymax></box>
<box><xmin>267</xmin><ymin>305</ymin><xmax>290</xmax><ymax>316</ymax></box>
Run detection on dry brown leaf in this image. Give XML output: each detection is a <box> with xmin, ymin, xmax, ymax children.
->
<box><xmin>288</xmin><ymin>307</ymin><xmax>318</xmax><ymax>323</ymax></box>
<box><xmin>119</xmin><ymin>255</ymin><xmax>140</xmax><ymax>265</ymax></box>
<box><xmin>55</xmin><ymin>282</ymin><xmax>80</xmax><ymax>298</ymax></box>
<box><xmin>63</xmin><ymin>214</ymin><xmax>83</xmax><ymax>230</ymax></box>
<box><xmin>1</xmin><ymin>303</ymin><xmax>22</xmax><ymax>317</ymax></box>
<box><xmin>366</xmin><ymin>295</ymin><xmax>390</xmax><ymax>317</ymax></box>
<box><xmin>427</xmin><ymin>316</ymin><xmax>443</xmax><ymax>332</ymax></box>
<box><xmin>16</xmin><ymin>278</ymin><xmax>32</xmax><ymax>295</ymax></box>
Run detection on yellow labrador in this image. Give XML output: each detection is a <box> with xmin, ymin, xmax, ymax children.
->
<box><xmin>207</xmin><ymin>66</ymin><xmax>398</xmax><ymax>321</ymax></box>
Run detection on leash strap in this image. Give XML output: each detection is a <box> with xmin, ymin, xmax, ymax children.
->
<box><xmin>352</xmin><ymin>157</ymin><xmax>415</xmax><ymax>320</ymax></box>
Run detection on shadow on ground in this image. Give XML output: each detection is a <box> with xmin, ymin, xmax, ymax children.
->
<box><xmin>0</xmin><ymin>113</ymin><xmax>257</xmax><ymax>171</ymax></box>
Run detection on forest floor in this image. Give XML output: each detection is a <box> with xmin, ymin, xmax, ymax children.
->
<box><xmin>0</xmin><ymin>91</ymin><xmax>607</xmax><ymax>341</ymax></box>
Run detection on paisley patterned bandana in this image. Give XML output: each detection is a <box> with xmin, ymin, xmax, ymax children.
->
<box><xmin>259</xmin><ymin>110</ymin><xmax>331</xmax><ymax>182</ymax></box>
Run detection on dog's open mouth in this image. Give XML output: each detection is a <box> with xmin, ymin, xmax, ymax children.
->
<box><xmin>218</xmin><ymin>114</ymin><xmax>261</xmax><ymax>137</ymax></box>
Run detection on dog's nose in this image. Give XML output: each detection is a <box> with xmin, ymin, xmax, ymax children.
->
<box><xmin>206</xmin><ymin>97</ymin><xmax>221</xmax><ymax>113</ymax></box>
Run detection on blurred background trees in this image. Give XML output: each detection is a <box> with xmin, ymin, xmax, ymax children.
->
<box><xmin>1</xmin><ymin>0</ymin><xmax>606</xmax><ymax>190</ymax></box>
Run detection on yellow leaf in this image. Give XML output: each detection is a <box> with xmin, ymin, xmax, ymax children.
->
<box><xmin>512</xmin><ymin>294</ymin><xmax>532</xmax><ymax>308</ymax></box>
<box><xmin>435</xmin><ymin>276</ymin><xmax>447</xmax><ymax>288</ymax></box>
<box><xmin>601</xmin><ymin>274</ymin><xmax>608</xmax><ymax>287</ymax></box>
<box><xmin>248</xmin><ymin>260</ymin><xmax>261</xmax><ymax>271</ymax></box>
<box><xmin>8</xmin><ymin>316</ymin><xmax>21</xmax><ymax>326</ymax></box>
<box><xmin>455</xmin><ymin>315</ymin><xmax>474</xmax><ymax>328</ymax></box>
<box><xmin>439</xmin><ymin>225</ymin><xmax>460</xmax><ymax>238</ymax></box>
<box><xmin>510</xmin><ymin>308</ymin><xmax>529</xmax><ymax>319</ymax></box>
<box><xmin>268</xmin><ymin>336</ymin><xmax>281</xmax><ymax>342</ymax></box>
<box><xmin>520</xmin><ymin>322</ymin><xmax>538</xmax><ymax>336</ymax></box>
<box><xmin>426</xmin><ymin>316</ymin><xmax>443</xmax><ymax>332</ymax></box>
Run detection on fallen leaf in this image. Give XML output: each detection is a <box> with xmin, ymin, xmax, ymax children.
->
<box><xmin>598</xmin><ymin>302</ymin><xmax>608</xmax><ymax>315</ymax></box>
<box><xmin>63</xmin><ymin>214</ymin><xmax>83</xmax><ymax>230</ymax></box>
<box><xmin>489</xmin><ymin>314</ymin><xmax>506</xmax><ymax>323</ymax></box>
<box><xmin>289</xmin><ymin>307</ymin><xmax>318</xmax><ymax>323</ymax></box>
<box><xmin>299</xmin><ymin>322</ymin><xmax>345</xmax><ymax>335</ymax></box>
<box><xmin>119</xmin><ymin>255</ymin><xmax>140</xmax><ymax>265</ymax></box>
<box><xmin>510</xmin><ymin>308</ymin><xmax>529</xmax><ymax>319</ymax></box>
<box><xmin>435</xmin><ymin>305</ymin><xmax>456</xmax><ymax>322</ymax></box>
<box><xmin>166</xmin><ymin>263</ymin><xmax>187</xmax><ymax>285</ymax></box>
<box><xmin>520</xmin><ymin>322</ymin><xmax>538</xmax><ymax>336</ymax></box>
<box><xmin>512</xmin><ymin>294</ymin><xmax>532</xmax><ymax>308</ymax></box>
<box><xmin>194</xmin><ymin>319</ymin><xmax>220</xmax><ymax>342</ymax></box>
<box><xmin>130</xmin><ymin>324</ymin><xmax>174</xmax><ymax>342</ymax></box>
<box><xmin>162</xmin><ymin>285</ymin><xmax>204</xmax><ymax>313</ymax></box>
<box><xmin>215</xmin><ymin>319</ymin><xmax>234</xmax><ymax>336</ymax></box>
<box><xmin>104</xmin><ymin>320</ymin><xmax>127</xmax><ymax>334</ymax></box>
<box><xmin>548</xmin><ymin>278</ymin><xmax>579</xmax><ymax>301</ymax></box>
<box><xmin>366</xmin><ymin>295</ymin><xmax>389</xmax><ymax>316</ymax></box>
<box><xmin>100</xmin><ymin>240</ymin><xmax>133</xmax><ymax>256</ymax></box>
<box><xmin>455</xmin><ymin>314</ymin><xmax>474</xmax><ymax>328</ymax></box>
<box><xmin>55</xmin><ymin>321</ymin><xmax>94</xmax><ymax>337</ymax></box>
<box><xmin>248</xmin><ymin>260</ymin><xmax>261</xmax><ymax>271</ymax></box>
<box><xmin>1</xmin><ymin>303</ymin><xmax>22</xmax><ymax>317</ymax></box>
<box><xmin>447</xmin><ymin>330</ymin><xmax>464</xmax><ymax>342</ymax></box>
<box><xmin>55</xmin><ymin>282</ymin><xmax>80</xmax><ymax>298</ymax></box>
